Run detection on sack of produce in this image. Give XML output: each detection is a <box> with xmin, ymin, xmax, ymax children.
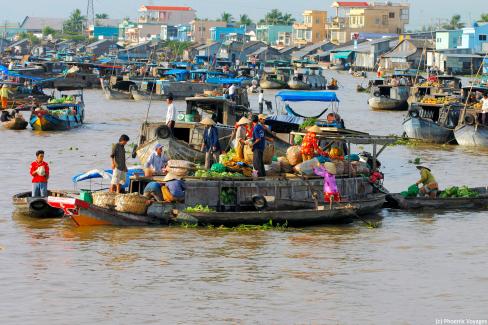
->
<box><xmin>243</xmin><ymin>145</ymin><xmax>253</xmax><ymax>164</ymax></box>
<box><xmin>352</xmin><ymin>161</ymin><xmax>370</xmax><ymax>175</ymax></box>
<box><xmin>92</xmin><ymin>191</ymin><xmax>117</xmax><ymax>208</ymax></box>
<box><xmin>286</xmin><ymin>146</ymin><xmax>302</xmax><ymax>166</ymax></box>
<box><xmin>115</xmin><ymin>193</ymin><xmax>148</xmax><ymax>215</ymax></box>
<box><xmin>294</xmin><ymin>158</ymin><xmax>320</xmax><ymax>176</ymax></box>
<box><xmin>263</xmin><ymin>143</ymin><xmax>275</xmax><ymax>164</ymax></box>
<box><xmin>265</xmin><ymin>161</ymin><xmax>281</xmax><ymax>176</ymax></box>
<box><xmin>278</xmin><ymin>156</ymin><xmax>293</xmax><ymax>173</ymax></box>
<box><xmin>210</xmin><ymin>163</ymin><xmax>226</xmax><ymax>173</ymax></box>
<box><xmin>332</xmin><ymin>160</ymin><xmax>345</xmax><ymax>176</ymax></box>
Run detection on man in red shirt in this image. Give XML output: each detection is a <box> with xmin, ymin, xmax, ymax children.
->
<box><xmin>30</xmin><ymin>150</ymin><xmax>49</xmax><ymax>197</ymax></box>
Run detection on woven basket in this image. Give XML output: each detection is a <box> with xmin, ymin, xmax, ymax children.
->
<box><xmin>167</xmin><ymin>166</ymin><xmax>189</xmax><ymax>177</ymax></box>
<box><xmin>167</xmin><ymin>160</ymin><xmax>195</xmax><ymax>169</ymax></box>
<box><xmin>263</xmin><ymin>143</ymin><xmax>275</xmax><ymax>164</ymax></box>
<box><xmin>92</xmin><ymin>191</ymin><xmax>117</xmax><ymax>209</ymax></box>
<box><xmin>115</xmin><ymin>193</ymin><xmax>148</xmax><ymax>215</ymax></box>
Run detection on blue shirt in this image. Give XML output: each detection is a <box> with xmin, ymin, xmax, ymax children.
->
<box><xmin>144</xmin><ymin>151</ymin><xmax>168</xmax><ymax>172</ymax></box>
<box><xmin>166</xmin><ymin>179</ymin><xmax>185</xmax><ymax>199</ymax></box>
<box><xmin>252</xmin><ymin>123</ymin><xmax>265</xmax><ymax>151</ymax></box>
<box><xmin>144</xmin><ymin>181</ymin><xmax>162</xmax><ymax>193</ymax></box>
<box><xmin>203</xmin><ymin>126</ymin><xmax>221</xmax><ymax>152</ymax></box>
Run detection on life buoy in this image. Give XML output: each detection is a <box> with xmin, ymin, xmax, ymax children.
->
<box><xmin>464</xmin><ymin>114</ymin><xmax>475</xmax><ymax>125</ymax></box>
<box><xmin>156</xmin><ymin>125</ymin><xmax>171</xmax><ymax>139</ymax></box>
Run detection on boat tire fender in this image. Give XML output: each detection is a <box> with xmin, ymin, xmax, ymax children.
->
<box><xmin>29</xmin><ymin>198</ymin><xmax>48</xmax><ymax>211</ymax></box>
<box><xmin>131</xmin><ymin>144</ymin><xmax>138</xmax><ymax>159</ymax></box>
<box><xmin>156</xmin><ymin>125</ymin><xmax>171</xmax><ymax>139</ymax></box>
<box><xmin>464</xmin><ymin>113</ymin><xmax>475</xmax><ymax>125</ymax></box>
<box><xmin>373</xmin><ymin>91</ymin><xmax>380</xmax><ymax>97</ymax></box>
<box><xmin>409</xmin><ymin>108</ymin><xmax>419</xmax><ymax>118</ymax></box>
<box><xmin>252</xmin><ymin>195</ymin><xmax>267</xmax><ymax>211</ymax></box>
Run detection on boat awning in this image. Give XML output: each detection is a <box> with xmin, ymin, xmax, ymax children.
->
<box><xmin>276</xmin><ymin>91</ymin><xmax>340</xmax><ymax>102</ymax></box>
<box><xmin>332</xmin><ymin>51</ymin><xmax>353</xmax><ymax>59</ymax></box>
<box><xmin>72</xmin><ymin>167</ymin><xmax>144</xmax><ymax>189</ymax></box>
<box><xmin>163</xmin><ymin>69</ymin><xmax>189</xmax><ymax>76</ymax></box>
<box><xmin>206</xmin><ymin>77</ymin><xmax>245</xmax><ymax>85</ymax></box>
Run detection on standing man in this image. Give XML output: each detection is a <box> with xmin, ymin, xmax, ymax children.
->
<box><xmin>228</xmin><ymin>83</ymin><xmax>237</xmax><ymax>102</ymax></box>
<box><xmin>481</xmin><ymin>94</ymin><xmax>488</xmax><ymax>125</ymax></box>
<box><xmin>251</xmin><ymin>115</ymin><xmax>266</xmax><ymax>177</ymax></box>
<box><xmin>201</xmin><ymin>117</ymin><xmax>221</xmax><ymax>169</ymax></box>
<box><xmin>110</xmin><ymin>134</ymin><xmax>130</xmax><ymax>193</ymax></box>
<box><xmin>258</xmin><ymin>89</ymin><xmax>264</xmax><ymax>114</ymax></box>
<box><xmin>30</xmin><ymin>150</ymin><xmax>49</xmax><ymax>197</ymax></box>
<box><xmin>165</xmin><ymin>94</ymin><xmax>176</xmax><ymax>133</ymax></box>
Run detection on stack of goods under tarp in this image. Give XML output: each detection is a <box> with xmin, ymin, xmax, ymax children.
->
<box><xmin>284</xmin><ymin>146</ymin><xmax>371</xmax><ymax>177</ymax></box>
<box><xmin>166</xmin><ymin>160</ymin><xmax>196</xmax><ymax>177</ymax></box>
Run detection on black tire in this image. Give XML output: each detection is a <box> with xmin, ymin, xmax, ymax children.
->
<box><xmin>252</xmin><ymin>195</ymin><xmax>268</xmax><ymax>211</ymax></box>
<box><xmin>464</xmin><ymin>114</ymin><xmax>475</xmax><ymax>125</ymax></box>
<box><xmin>409</xmin><ymin>109</ymin><xmax>419</xmax><ymax>118</ymax></box>
<box><xmin>156</xmin><ymin>125</ymin><xmax>171</xmax><ymax>139</ymax></box>
<box><xmin>373</xmin><ymin>91</ymin><xmax>381</xmax><ymax>97</ymax></box>
<box><xmin>131</xmin><ymin>144</ymin><xmax>138</xmax><ymax>159</ymax></box>
<box><xmin>30</xmin><ymin>199</ymin><xmax>48</xmax><ymax>211</ymax></box>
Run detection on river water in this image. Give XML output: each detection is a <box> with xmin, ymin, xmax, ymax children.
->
<box><xmin>1</xmin><ymin>71</ymin><xmax>487</xmax><ymax>324</ymax></box>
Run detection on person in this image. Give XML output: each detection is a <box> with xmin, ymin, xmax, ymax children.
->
<box><xmin>481</xmin><ymin>94</ymin><xmax>488</xmax><ymax>125</ymax></box>
<box><xmin>258</xmin><ymin>114</ymin><xmax>274</xmax><ymax>142</ymax></box>
<box><xmin>314</xmin><ymin>162</ymin><xmax>340</xmax><ymax>203</ymax></box>
<box><xmin>330</xmin><ymin>78</ymin><xmax>337</xmax><ymax>87</ymax></box>
<box><xmin>0</xmin><ymin>84</ymin><xmax>12</xmax><ymax>109</ymax></box>
<box><xmin>251</xmin><ymin>115</ymin><xmax>266</xmax><ymax>177</ymax></box>
<box><xmin>301</xmin><ymin>125</ymin><xmax>324</xmax><ymax>161</ymax></box>
<box><xmin>235</xmin><ymin>116</ymin><xmax>251</xmax><ymax>161</ymax></box>
<box><xmin>390</xmin><ymin>77</ymin><xmax>399</xmax><ymax>87</ymax></box>
<box><xmin>30</xmin><ymin>150</ymin><xmax>49</xmax><ymax>197</ymax></box>
<box><xmin>415</xmin><ymin>165</ymin><xmax>438</xmax><ymax>198</ymax></box>
<box><xmin>165</xmin><ymin>94</ymin><xmax>176</xmax><ymax>132</ymax></box>
<box><xmin>143</xmin><ymin>181</ymin><xmax>163</xmax><ymax>202</ymax></box>
<box><xmin>228</xmin><ymin>83</ymin><xmax>237</xmax><ymax>102</ymax></box>
<box><xmin>201</xmin><ymin>117</ymin><xmax>221</xmax><ymax>169</ymax></box>
<box><xmin>258</xmin><ymin>89</ymin><xmax>264</xmax><ymax>114</ymax></box>
<box><xmin>399</xmin><ymin>76</ymin><xmax>408</xmax><ymax>86</ymax></box>
<box><xmin>0</xmin><ymin>109</ymin><xmax>15</xmax><ymax>122</ymax></box>
<box><xmin>144</xmin><ymin>144</ymin><xmax>168</xmax><ymax>176</ymax></box>
<box><xmin>110</xmin><ymin>134</ymin><xmax>130</xmax><ymax>193</ymax></box>
<box><xmin>162</xmin><ymin>173</ymin><xmax>186</xmax><ymax>202</ymax></box>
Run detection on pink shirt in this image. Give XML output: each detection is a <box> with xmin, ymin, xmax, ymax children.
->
<box><xmin>314</xmin><ymin>166</ymin><xmax>338</xmax><ymax>194</ymax></box>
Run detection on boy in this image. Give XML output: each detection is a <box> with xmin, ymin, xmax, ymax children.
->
<box><xmin>30</xmin><ymin>150</ymin><xmax>49</xmax><ymax>197</ymax></box>
<box><xmin>110</xmin><ymin>134</ymin><xmax>130</xmax><ymax>193</ymax></box>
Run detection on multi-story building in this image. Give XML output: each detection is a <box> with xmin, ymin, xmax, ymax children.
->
<box><xmin>138</xmin><ymin>5</ymin><xmax>196</xmax><ymax>26</ymax></box>
<box><xmin>292</xmin><ymin>10</ymin><xmax>327</xmax><ymax>46</ymax></box>
<box><xmin>459</xmin><ymin>22</ymin><xmax>488</xmax><ymax>53</ymax></box>
<box><xmin>190</xmin><ymin>20</ymin><xmax>227</xmax><ymax>44</ymax></box>
<box><xmin>329</xmin><ymin>1</ymin><xmax>409</xmax><ymax>44</ymax></box>
<box><xmin>256</xmin><ymin>25</ymin><xmax>293</xmax><ymax>46</ymax></box>
<box><xmin>210</xmin><ymin>27</ymin><xmax>245</xmax><ymax>42</ymax></box>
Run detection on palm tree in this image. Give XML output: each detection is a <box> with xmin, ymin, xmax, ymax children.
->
<box><xmin>239</xmin><ymin>14</ymin><xmax>253</xmax><ymax>27</ymax></box>
<box><xmin>220</xmin><ymin>12</ymin><xmax>233</xmax><ymax>24</ymax></box>
<box><xmin>265</xmin><ymin>9</ymin><xmax>282</xmax><ymax>25</ymax></box>
<box><xmin>442</xmin><ymin>15</ymin><xmax>465</xmax><ymax>30</ymax></box>
<box><xmin>281</xmin><ymin>13</ymin><xmax>296</xmax><ymax>25</ymax></box>
<box><xmin>480</xmin><ymin>13</ymin><xmax>488</xmax><ymax>22</ymax></box>
<box><xmin>95</xmin><ymin>13</ymin><xmax>109</xmax><ymax>19</ymax></box>
<box><xmin>63</xmin><ymin>9</ymin><xmax>86</xmax><ymax>35</ymax></box>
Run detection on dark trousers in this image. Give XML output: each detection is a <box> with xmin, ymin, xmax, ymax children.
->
<box><xmin>253</xmin><ymin>149</ymin><xmax>266</xmax><ymax>177</ymax></box>
<box><xmin>259</xmin><ymin>102</ymin><xmax>264</xmax><ymax>114</ymax></box>
<box><xmin>167</xmin><ymin>120</ymin><xmax>175</xmax><ymax>133</ymax></box>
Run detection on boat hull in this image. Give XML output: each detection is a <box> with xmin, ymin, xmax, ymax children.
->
<box><xmin>454</xmin><ymin>124</ymin><xmax>488</xmax><ymax>147</ymax></box>
<box><xmin>2</xmin><ymin>117</ymin><xmax>28</xmax><ymax>130</ymax></box>
<box><xmin>13</xmin><ymin>192</ymin><xmax>64</xmax><ymax>218</ymax></box>
<box><xmin>30</xmin><ymin>111</ymin><xmax>84</xmax><ymax>131</ymax></box>
<box><xmin>386</xmin><ymin>190</ymin><xmax>488</xmax><ymax>210</ymax></box>
<box><xmin>260</xmin><ymin>80</ymin><xmax>286</xmax><ymax>89</ymax></box>
<box><xmin>131</xmin><ymin>89</ymin><xmax>165</xmax><ymax>101</ymax></box>
<box><xmin>368</xmin><ymin>97</ymin><xmax>408</xmax><ymax>111</ymax></box>
<box><xmin>403</xmin><ymin>117</ymin><xmax>454</xmax><ymax>144</ymax></box>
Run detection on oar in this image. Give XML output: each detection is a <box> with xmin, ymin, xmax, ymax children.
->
<box><xmin>352</xmin><ymin>211</ymin><xmax>380</xmax><ymax>228</ymax></box>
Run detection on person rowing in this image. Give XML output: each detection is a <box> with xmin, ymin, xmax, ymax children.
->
<box><xmin>416</xmin><ymin>165</ymin><xmax>438</xmax><ymax>198</ymax></box>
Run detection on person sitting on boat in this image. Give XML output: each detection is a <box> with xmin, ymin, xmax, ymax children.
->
<box><xmin>0</xmin><ymin>109</ymin><xmax>16</xmax><ymax>122</ymax></box>
<box><xmin>201</xmin><ymin>117</ymin><xmax>221</xmax><ymax>170</ymax></box>
<box><xmin>390</xmin><ymin>77</ymin><xmax>399</xmax><ymax>87</ymax></box>
<box><xmin>330</xmin><ymin>78</ymin><xmax>338</xmax><ymax>87</ymax></box>
<box><xmin>110</xmin><ymin>134</ymin><xmax>130</xmax><ymax>193</ymax></box>
<box><xmin>235</xmin><ymin>117</ymin><xmax>251</xmax><ymax>161</ymax></box>
<box><xmin>301</xmin><ymin>125</ymin><xmax>324</xmax><ymax>161</ymax></box>
<box><xmin>162</xmin><ymin>173</ymin><xmax>185</xmax><ymax>202</ymax></box>
<box><xmin>143</xmin><ymin>181</ymin><xmax>163</xmax><ymax>202</ymax></box>
<box><xmin>314</xmin><ymin>162</ymin><xmax>340</xmax><ymax>204</ymax></box>
<box><xmin>481</xmin><ymin>94</ymin><xmax>488</xmax><ymax>125</ymax></box>
<box><xmin>30</xmin><ymin>150</ymin><xmax>49</xmax><ymax>197</ymax></box>
<box><xmin>415</xmin><ymin>166</ymin><xmax>438</xmax><ymax>199</ymax></box>
<box><xmin>144</xmin><ymin>144</ymin><xmax>169</xmax><ymax>177</ymax></box>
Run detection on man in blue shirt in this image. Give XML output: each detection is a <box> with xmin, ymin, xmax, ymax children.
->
<box><xmin>251</xmin><ymin>115</ymin><xmax>266</xmax><ymax>177</ymax></box>
<box><xmin>144</xmin><ymin>144</ymin><xmax>169</xmax><ymax>176</ymax></box>
<box><xmin>201</xmin><ymin>117</ymin><xmax>221</xmax><ymax>170</ymax></box>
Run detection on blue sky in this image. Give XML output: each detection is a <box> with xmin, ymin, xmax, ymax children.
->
<box><xmin>1</xmin><ymin>0</ymin><xmax>486</xmax><ymax>29</ymax></box>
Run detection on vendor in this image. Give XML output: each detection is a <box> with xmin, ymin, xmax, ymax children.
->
<box><xmin>162</xmin><ymin>173</ymin><xmax>186</xmax><ymax>202</ymax></box>
<box><xmin>416</xmin><ymin>165</ymin><xmax>438</xmax><ymax>198</ymax></box>
<box><xmin>235</xmin><ymin>117</ymin><xmax>251</xmax><ymax>161</ymax></box>
<box><xmin>143</xmin><ymin>181</ymin><xmax>163</xmax><ymax>202</ymax></box>
<box><xmin>330</xmin><ymin>78</ymin><xmax>337</xmax><ymax>87</ymax></box>
<box><xmin>201</xmin><ymin>117</ymin><xmax>221</xmax><ymax>169</ymax></box>
<box><xmin>144</xmin><ymin>144</ymin><xmax>168</xmax><ymax>176</ymax></box>
<box><xmin>301</xmin><ymin>125</ymin><xmax>324</xmax><ymax>161</ymax></box>
<box><xmin>314</xmin><ymin>162</ymin><xmax>340</xmax><ymax>203</ymax></box>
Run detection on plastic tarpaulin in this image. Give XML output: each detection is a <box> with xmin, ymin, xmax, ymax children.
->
<box><xmin>265</xmin><ymin>114</ymin><xmax>303</xmax><ymax>125</ymax></box>
<box><xmin>333</xmin><ymin>51</ymin><xmax>353</xmax><ymax>59</ymax></box>
<box><xmin>72</xmin><ymin>167</ymin><xmax>144</xmax><ymax>189</ymax></box>
<box><xmin>0</xmin><ymin>65</ymin><xmax>45</xmax><ymax>81</ymax></box>
<box><xmin>275</xmin><ymin>91</ymin><xmax>340</xmax><ymax>102</ymax></box>
<box><xmin>206</xmin><ymin>77</ymin><xmax>246</xmax><ymax>85</ymax></box>
<box><xmin>163</xmin><ymin>69</ymin><xmax>189</xmax><ymax>76</ymax></box>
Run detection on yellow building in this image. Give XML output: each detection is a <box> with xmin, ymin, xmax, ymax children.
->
<box><xmin>329</xmin><ymin>1</ymin><xmax>410</xmax><ymax>44</ymax></box>
<box><xmin>292</xmin><ymin>10</ymin><xmax>327</xmax><ymax>46</ymax></box>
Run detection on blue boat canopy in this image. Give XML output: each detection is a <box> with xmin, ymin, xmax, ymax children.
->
<box><xmin>163</xmin><ymin>69</ymin><xmax>189</xmax><ymax>76</ymax></box>
<box><xmin>206</xmin><ymin>77</ymin><xmax>245</xmax><ymax>85</ymax></box>
<box><xmin>72</xmin><ymin>167</ymin><xmax>144</xmax><ymax>189</ymax></box>
<box><xmin>275</xmin><ymin>91</ymin><xmax>340</xmax><ymax>102</ymax></box>
<box><xmin>333</xmin><ymin>51</ymin><xmax>353</xmax><ymax>59</ymax></box>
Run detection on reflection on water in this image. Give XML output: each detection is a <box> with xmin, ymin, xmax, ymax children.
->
<box><xmin>1</xmin><ymin>72</ymin><xmax>488</xmax><ymax>324</ymax></box>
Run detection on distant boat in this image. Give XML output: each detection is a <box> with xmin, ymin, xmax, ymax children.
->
<box><xmin>30</xmin><ymin>96</ymin><xmax>84</xmax><ymax>131</ymax></box>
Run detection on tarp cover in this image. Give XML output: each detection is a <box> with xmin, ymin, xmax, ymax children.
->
<box><xmin>276</xmin><ymin>91</ymin><xmax>340</xmax><ymax>102</ymax></box>
<box><xmin>72</xmin><ymin>167</ymin><xmax>144</xmax><ymax>189</ymax></box>
<box><xmin>333</xmin><ymin>51</ymin><xmax>353</xmax><ymax>59</ymax></box>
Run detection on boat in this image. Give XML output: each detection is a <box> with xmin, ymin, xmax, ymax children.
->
<box><xmin>260</xmin><ymin>72</ymin><xmax>288</xmax><ymax>89</ymax></box>
<box><xmin>403</xmin><ymin>102</ymin><xmax>461</xmax><ymax>144</ymax></box>
<box><xmin>368</xmin><ymin>84</ymin><xmax>410</xmax><ymax>111</ymax></box>
<box><xmin>29</xmin><ymin>93</ymin><xmax>85</xmax><ymax>131</ymax></box>
<box><xmin>100</xmin><ymin>77</ymin><xmax>135</xmax><ymax>100</ymax></box>
<box><xmin>2</xmin><ymin>115</ymin><xmax>28</xmax><ymax>130</ymax></box>
<box><xmin>453</xmin><ymin>85</ymin><xmax>488</xmax><ymax>147</ymax></box>
<box><xmin>327</xmin><ymin>84</ymin><xmax>339</xmax><ymax>90</ymax></box>
<box><xmin>13</xmin><ymin>191</ymin><xmax>66</xmax><ymax>218</ymax></box>
<box><xmin>385</xmin><ymin>187</ymin><xmax>488</xmax><ymax>210</ymax></box>
<box><xmin>288</xmin><ymin>68</ymin><xmax>327</xmax><ymax>90</ymax></box>
<box><xmin>408</xmin><ymin>75</ymin><xmax>462</xmax><ymax>105</ymax></box>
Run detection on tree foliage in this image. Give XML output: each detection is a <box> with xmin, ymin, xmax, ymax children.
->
<box><xmin>239</xmin><ymin>14</ymin><xmax>253</xmax><ymax>27</ymax></box>
<box><xmin>258</xmin><ymin>9</ymin><xmax>296</xmax><ymax>25</ymax></box>
<box><xmin>63</xmin><ymin>9</ymin><xmax>86</xmax><ymax>35</ymax></box>
<box><xmin>220</xmin><ymin>12</ymin><xmax>233</xmax><ymax>24</ymax></box>
<box><xmin>18</xmin><ymin>32</ymin><xmax>40</xmax><ymax>45</ymax></box>
<box><xmin>42</xmin><ymin>26</ymin><xmax>56</xmax><ymax>37</ymax></box>
<box><xmin>480</xmin><ymin>13</ymin><xmax>488</xmax><ymax>22</ymax></box>
<box><xmin>442</xmin><ymin>15</ymin><xmax>465</xmax><ymax>30</ymax></box>
<box><xmin>95</xmin><ymin>13</ymin><xmax>109</xmax><ymax>19</ymax></box>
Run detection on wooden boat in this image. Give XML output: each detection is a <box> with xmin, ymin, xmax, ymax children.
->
<box><xmin>385</xmin><ymin>188</ymin><xmax>488</xmax><ymax>210</ymax></box>
<box><xmin>2</xmin><ymin>116</ymin><xmax>28</xmax><ymax>130</ymax></box>
<box><xmin>13</xmin><ymin>191</ymin><xmax>65</xmax><ymax>218</ymax></box>
<box><xmin>260</xmin><ymin>71</ymin><xmax>288</xmax><ymax>89</ymax></box>
<box><xmin>368</xmin><ymin>85</ymin><xmax>410</xmax><ymax>111</ymax></box>
<box><xmin>453</xmin><ymin>86</ymin><xmax>488</xmax><ymax>147</ymax></box>
<box><xmin>100</xmin><ymin>78</ymin><xmax>134</xmax><ymax>100</ymax></box>
<box><xmin>327</xmin><ymin>84</ymin><xmax>339</xmax><ymax>90</ymax></box>
<box><xmin>30</xmin><ymin>101</ymin><xmax>84</xmax><ymax>131</ymax></box>
<box><xmin>403</xmin><ymin>103</ymin><xmax>461</xmax><ymax>144</ymax></box>
<box><xmin>130</xmin><ymin>88</ymin><xmax>165</xmax><ymax>101</ymax></box>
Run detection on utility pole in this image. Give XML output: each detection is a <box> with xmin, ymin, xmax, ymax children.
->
<box><xmin>86</xmin><ymin>0</ymin><xmax>95</xmax><ymax>36</ymax></box>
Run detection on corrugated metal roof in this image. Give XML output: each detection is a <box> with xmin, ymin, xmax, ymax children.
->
<box><xmin>140</xmin><ymin>5</ymin><xmax>194</xmax><ymax>12</ymax></box>
<box><xmin>20</xmin><ymin>16</ymin><xmax>65</xmax><ymax>31</ymax></box>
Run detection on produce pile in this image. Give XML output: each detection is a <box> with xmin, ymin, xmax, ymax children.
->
<box><xmin>400</xmin><ymin>184</ymin><xmax>420</xmax><ymax>198</ymax></box>
<box><xmin>420</xmin><ymin>97</ymin><xmax>458</xmax><ymax>105</ymax></box>
<box><xmin>48</xmin><ymin>96</ymin><xmax>76</xmax><ymax>104</ymax></box>
<box><xmin>418</xmin><ymin>81</ymin><xmax>441</xmax><ymax>87</ymax></box>
<box><xmin>194</xmin><ymin>170</ymin><xmax>244</xmax><ymax>178</ymax></box>
<box><xmin>472</xmin><ymin>102</ymin><xmax>482</xmax><ymax>109</ymax></box>
<box><xmin>184</xmin><ymin>204</ymin><xmax>215</xmax><ymax>213</ymax></box>
<box><xmin>439</xmin><ymin>186</ymin><xmax>479</xmax><ymax>198</ymax></box>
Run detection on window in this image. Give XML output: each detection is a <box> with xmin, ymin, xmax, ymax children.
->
<box><xmin>316</xmin><ymin>18</ymin><xmax>320</xmax><ymax>24</ymax></box>
<box><xmin>375</xmin><ymin>18</ymin><xmax>380</xmax><ymax>25</ymax></box>
<box><xmin>389</xmin><ymin>12</ymin><xmax>395</xmax><ymax>19</ymax></box>
<box><xmin>400</xmin><ymin>8</ymin><xmax>409</xmax><ymax>20</ymax></box>
<box><xmin>382</xmin><ymin>15</ymin><xmax>388</xmax><ymax>25</ymax></box>
<box><xmin>479</xmin><ymin>34</ymin><xmax>487</xmax><ymax>41</ymax></box>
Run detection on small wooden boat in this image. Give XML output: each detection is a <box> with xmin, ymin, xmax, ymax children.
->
<box><xmin>368</xmin><ymin>85</ymin><xmax>410</xmax><ymax>111</ymax></box>
<box><xmin>385</xmin><ymin>188</ymin><xmax>488</xmax><ymax>210</ymax></box>
<box><xmin>2</xmin><ymin>116</ymin><xmax>28</xmax><ymax>130</ymax></box>
<box><xmin>327</xmin><ymin>84</ymin><xmax>339</xmax><ymax>90</ymax></box>
<box><xmin>13</xmin><ymin>191</ymin><xmax>65</xmax><ymax>218</ymax></box>
<box><xmin>100</xmin><ymin>79</ymin><xmax>134</xmax><ymax>100</ymax></box>
<box><xmin>30</xmin><ymin>102</ymin><xmax>84</xmax><ymax>131</ymax></box>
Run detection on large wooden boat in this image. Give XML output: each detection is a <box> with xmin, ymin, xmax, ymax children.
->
<box><xmin>385</xmin><ymin>187</ymin><xmax>488</xmax><ymax>210</ymax></box>
<box><xmin>30</xmin><ymin>101</ymin><xmax>84</xmax><ymax>131</ymax></box>
<box><xmin>13</xmin><ymin>191</ymin><xmax>66</xmax><ymax>218</ymax></box>
<box><xmin>2</xmin><ymin>116</ymin><xmax>28</xmax><ymax>130</ymax></box>
<box><xmin>100</xmin><ymin>78</ymin><xmax>134</xmax><ymax>100</ymax></box>
<box><xmin>453</xmin><ymin>86</ymin><xmax>488</xmax><ymax>147</ymax></box>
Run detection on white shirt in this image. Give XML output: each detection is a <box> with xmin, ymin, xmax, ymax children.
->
<box><xmin>166</xmin><ymin>103</ymin><xmax>176</xmax><ymax>123</ymax></box>
<box><xmin>229</xmin><ymin>84</ymin><xmax>236</xmax><ymax>95</ymax></box>
<box><xmin>481</xmin><ymin>98</ymin><xmax>488</xmax><ymax>113</ymax></box>
<box><xmin>258</xmin><ymin>93</ymin><xmax>264</xmax><ymax>104</ymax></box>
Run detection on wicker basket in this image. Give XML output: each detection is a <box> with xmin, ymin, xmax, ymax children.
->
<box><xmin>115</xmin><ymin>193</ymin><xmax>148</xmax><ymax>215</ymax></box>
<box><xmin>167</xmin><ymin>160</ymin><xmax>195</xmax><ymax>169</ymax></box>
<box><xmin>92</xmin><ymin>191</ymin><xmax>117</xmax><ymax>209</ymax></box>
<box><xmin>167</xmin><ymin>166</ymin><xmax>189</xmax><ymax>177</ymax></box>
<box><xmin>263</xmin><ymin>143</ymin><xmax>275</xmax><ymax>164</ymax></box>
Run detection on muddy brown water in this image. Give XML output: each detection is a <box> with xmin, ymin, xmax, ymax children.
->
<box><xmin>1</xmin><ymin>71</ymin><xmax>487</xmax><ymax>324</ymax></box>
